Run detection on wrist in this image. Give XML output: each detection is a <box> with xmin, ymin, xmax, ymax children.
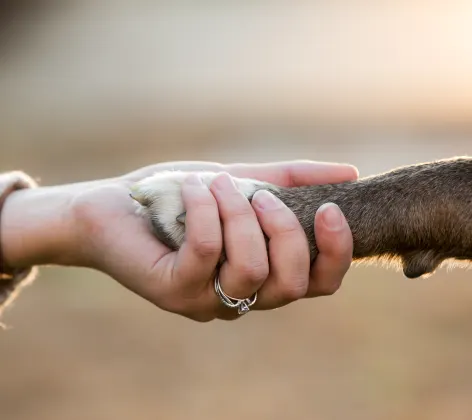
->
<box><xmin>1</xmin><ymin>184</ymin><xmax>79</xmax><ymax>269</ymax></box>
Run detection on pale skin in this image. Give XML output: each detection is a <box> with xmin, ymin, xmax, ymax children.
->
<box><xmin>1</xmin><ymin>160</ymin><xmax>358</xmax><ymax>322</ymax></box>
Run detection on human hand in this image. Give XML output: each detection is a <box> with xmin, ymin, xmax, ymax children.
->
<box><xmin>1</xmin><ymin>160</ymin><xmax>358</xmax><ymax>321</ymax></box>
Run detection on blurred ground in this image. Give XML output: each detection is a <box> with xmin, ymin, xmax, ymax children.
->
<box><xmin>1</xmin><ymin>2</ymin><xmax>472</xmax><ymax>420</ymax></box>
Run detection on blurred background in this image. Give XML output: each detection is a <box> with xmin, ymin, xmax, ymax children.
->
<box><xmin>1</xmin><ymin>1</ymin><xmax>472</xmax><ymax>419</ymax></box>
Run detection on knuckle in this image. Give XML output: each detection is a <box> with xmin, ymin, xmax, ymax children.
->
<box><xmin>280</xmin><ymin>277</ymin><xmax>309</xmax><ymax>301</ymax></box>
<box><xmin>282</xmin><ymin>214</ymin><xmax>303</xmax><ymax>231</ymax></box>
<box><xmin>194</xmin><ymin>201</ymin><xmax>217</xmax><ymax>214</ymax></box>
<box><xmin>270</xmin><ymin>213</ymin><xmax>301</xmax><ymax>236</ymax></box>
<box><xmin>273</xmin><ymin>247</ymin><xmax>310</xmax><ymax>302</ymax></box>
<box><xmin>224</xmin><ymin>200</ymin><xmax>254</xmax><ymax>219</ymax></box>
<box><xmin>236</xmin><ymin>259</ymin><xmax>269</xmax><ymax>284</ymax></box>
<box><xmin>320</xmin><ymin>230</ymin><xmax>353</xmax><ymax>258</ymax></box>
<box><xmin>190</xmin><ymin>234</ymin><xmax>222</xmax><ymax>258</ymax></box>
<box><xmin>317</xmin><ymin>279</ymin><xmax>342</xmax><ymax>296</ymax></box>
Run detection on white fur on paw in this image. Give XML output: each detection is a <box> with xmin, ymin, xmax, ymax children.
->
<box><xmin>130</xmin><ymin>171</ymin><xmax>271</xmax><ymax>249</ymax></box>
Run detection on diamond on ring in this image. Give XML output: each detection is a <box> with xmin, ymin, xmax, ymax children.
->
<box><xmin>214</xmin><ymin>274</ymin><xmax>257</xmax><ymax>315</ymax></box>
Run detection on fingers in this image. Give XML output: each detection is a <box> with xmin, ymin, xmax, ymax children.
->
<box><xmin>124</xmin><ymin>160</ymin><xmax>359</xmax><ymax>187</ymax></box>
<box><xmin>250</xmin><ymin>190</ymin><xmax>311</xmax><ymax>310</ymax></box>
<box><xmin>171</xmin><ymin>174</ymin><xmax>222</xmax><ymax>295</ymax></box>
<box><xmin>306</xmin><ymin>203</ymin><xmax>353</xmax><ymax>297</ymax></box>
<box><xmin>225</xmin><ymin>161</ymin><xmax>359</xmax><ymax>187</ymax></box>
<box><xmin>209</xmin><ymin>173</ymin><xmax>269</xmax><ymax>300</ymax></box>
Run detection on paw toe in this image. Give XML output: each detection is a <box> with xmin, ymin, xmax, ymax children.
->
<box><xmin>402</xmin><ymin>251</ymin><xmax>444</xmax><ymax>278</ymax></box>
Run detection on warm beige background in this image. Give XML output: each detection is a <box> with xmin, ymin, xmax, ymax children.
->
<box><xmin>1</xmin><ymin>2</ymin><xmax>472</xmax><ymax>420</ymax></box>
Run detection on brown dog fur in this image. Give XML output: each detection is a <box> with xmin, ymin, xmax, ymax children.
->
<box><xmin>269</xmin><ymin>157</ymin><xmax>472</xmax><ymax>278</ymax></box>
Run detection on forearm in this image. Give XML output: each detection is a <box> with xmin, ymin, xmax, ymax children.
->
<box><xmin>0</xmin><ymin>171</ymin><xmax>122</xmax><ymax>318</ymax></box>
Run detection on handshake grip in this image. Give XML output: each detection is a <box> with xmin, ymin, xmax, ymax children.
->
<box><xmin>131</xmin><ymin>157</ymin><xmax>472</xmax><ymax>279</ymax></box>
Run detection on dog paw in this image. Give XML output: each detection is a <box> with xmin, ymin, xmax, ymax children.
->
<box><xmin>130</xmin><ymin>171</ymin><xmax>268</xmax><ymax>250</ymax></box>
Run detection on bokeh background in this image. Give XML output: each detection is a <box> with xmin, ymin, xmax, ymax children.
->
<box><xmin>1</xmin><ymin>1</ymin><xmax>472</xmax><ymax>419</ymax></box>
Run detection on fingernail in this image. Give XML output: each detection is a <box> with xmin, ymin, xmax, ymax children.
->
<box><xmin>129</xmin><ymin>185</ymin><xmax>147</xmax><ymax>206</ymax></box>
<box><xmin>252</xmin><ymin>190</ymin><xmax>283</xmax><ymax>211</ymax></box>
<box><xmin>212</xmin><ymin>173</ymin><xmax>237</xmax><ymax>192</ymax></box>
<box><xmin>176</xmin><ymin>212</ymin><xmax>187</xmax><ymax>224</ymax></box>
<box><xmin>319</xmin><ymin>203</ymin><xmax>344</xmax><ymax>231</ymax></box>
<box><xmin>184</xmin><ymin>174</ymin><xmax>204</xmax><ymax>186</ymax></box>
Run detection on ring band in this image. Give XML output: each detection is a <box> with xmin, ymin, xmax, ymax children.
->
<box><xmin>214</xmin><ymin>274</ymin><xmax>257</xmax><ymax>315</ymax></box>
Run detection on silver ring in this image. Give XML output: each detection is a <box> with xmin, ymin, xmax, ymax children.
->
<box><xmin>214</xmin><ymin>274</ymin><xmax>257</xmax><ymax>315</ymax></box>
